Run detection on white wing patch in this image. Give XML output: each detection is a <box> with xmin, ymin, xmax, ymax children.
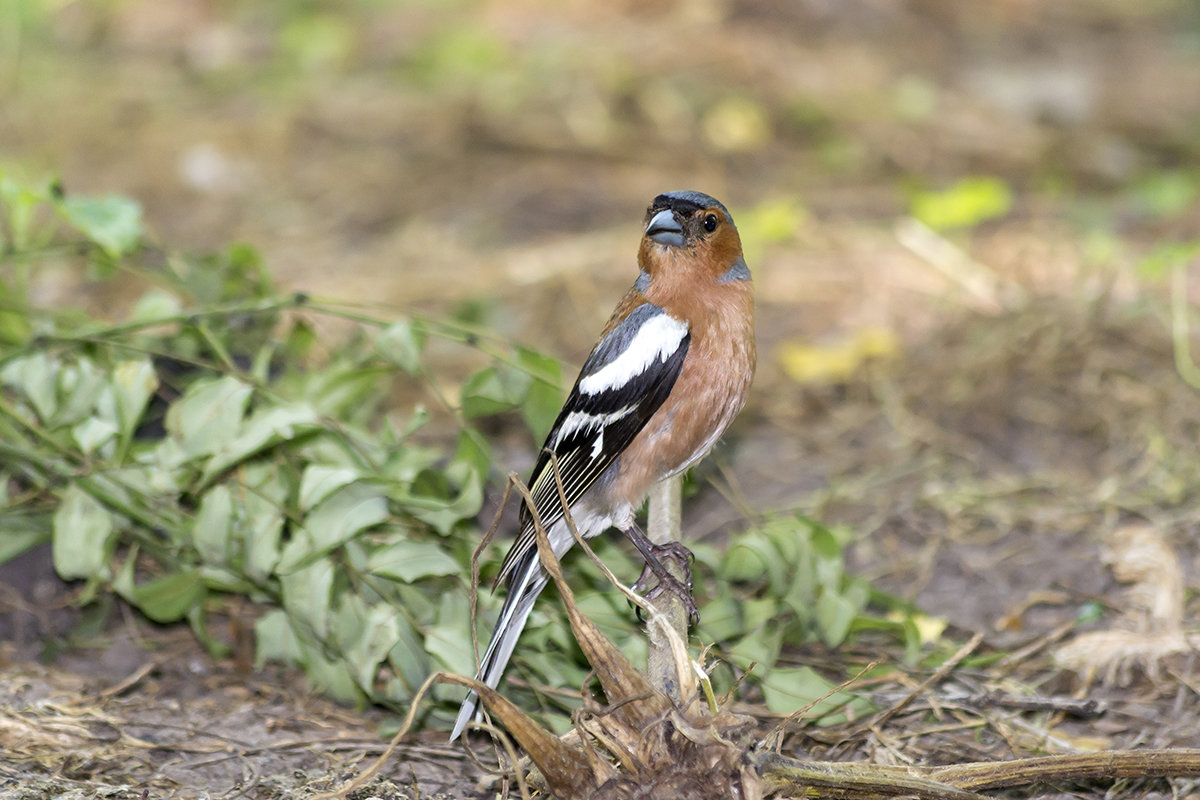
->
<box><xmin>553</xmin><ymin>406</ymin><xmax>636</xmax><ymax>450</ymax></box>
<box><xmin>578</xmin><ymin>314</ymin><xmax>689</xmax><ymax>396</ymax></box>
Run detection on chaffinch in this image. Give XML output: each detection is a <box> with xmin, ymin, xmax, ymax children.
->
<box><xmin>451</xmin><ymin>190</ymin><xmax>756</xmax><ymax>741</ymax></box>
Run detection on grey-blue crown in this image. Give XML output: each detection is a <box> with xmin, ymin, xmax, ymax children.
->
<box><xmin>654</xmin><ymin>190</ymin><xmax>735</xmax><ymax>229</ymax></box>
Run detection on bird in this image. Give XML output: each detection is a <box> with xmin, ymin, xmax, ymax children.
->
<box><xmin>450</xmin><ymin>190</ymin><xmax>756</xmax><ymax>741</ymax></box>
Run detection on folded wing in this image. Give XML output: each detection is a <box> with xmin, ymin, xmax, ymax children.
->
<box><xmin>495</xmin><ymin>302</ymin><xmax>690</xmax><ymax>586</ymax></box>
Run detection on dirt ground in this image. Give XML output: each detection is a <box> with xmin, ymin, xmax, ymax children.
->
<box><xmin>4</xmin><ymin>1</ymin><xmax>1200</xmax><ymax>798</ymax></box>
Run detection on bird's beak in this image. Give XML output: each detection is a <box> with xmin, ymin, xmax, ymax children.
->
<box><xmin>645</xmin><ymin>209</ymin><xmax>684</xmax><ymax>247</ymax></box>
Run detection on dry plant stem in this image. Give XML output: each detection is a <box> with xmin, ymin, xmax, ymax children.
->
<box><xmin>755</xmin><ymin>750</ymin><xmax>1200</xmax><ymax>799</ymax></box>
<box><xmin>337</xmin><ymin>483</ymin><xmax>1200</xmax><ymax>800</ymax></box>
<box><xmin>869</xmin><ymin>632</ymin><xmax>983</xmax><ymax>731</ymax></box>
<box><xmin>926</xmin><ymin>749</ymin><xmax>1200</xmax><ymax>791</ymax></box>
<box><xmin>751</xmin><ymin>750</ymin><xmax>1200</xmax><ymax>799</ymax></box>
<box><xmin>545</xmin><ymin>454</ymin><xmax>652</xmax><ymax>616</ymax></box>
<box><xmin>645</xmin><ymin>475</ymin><xmax>688</xmax><ymax>702</ymax></box>
<box><xmin>765</xmin><ymin>662</ymin><xmax>878</xmax><ymax>752</ymax></box>
<box><xmin>754</xmin><ymin>753</ymin><xmax>989</xmax><ymax>800</ymax></box>
<box><xmin>512</xmin><ymin>476</ymin><xmax>666</xmax><ymax>726</ymax></box>
<box><xmin>312</xmin><ymin>671</ymin><xmax>451</xmax><ymax>800</ymax></box>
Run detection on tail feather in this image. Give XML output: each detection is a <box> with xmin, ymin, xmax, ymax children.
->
<box><xmin>450</xmin><ymin>509</ymin><xmax>608</xmax><ymax>741</ymax></box>
<box><xmin>449</xmin><ymin>555</ymin><xmax>549</xmax><ymax>741</ymax></box>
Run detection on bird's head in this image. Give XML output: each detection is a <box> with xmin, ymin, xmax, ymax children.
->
<box><xmin>638</xmin><ymin>190</ymin><xmax>749</xmax><ymax>285</ymax></box>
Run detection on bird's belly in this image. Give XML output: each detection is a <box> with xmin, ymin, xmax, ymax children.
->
<box><xmin>605</xmin><ymin>347</ymin><xmax>752</xmax><ymax>511</ymax></box>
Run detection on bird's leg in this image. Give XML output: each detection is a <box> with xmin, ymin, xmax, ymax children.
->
<box><xmin>620</xmin><ymin>521</ymin><xmax>699</xmax><ymax>623</ymax></box>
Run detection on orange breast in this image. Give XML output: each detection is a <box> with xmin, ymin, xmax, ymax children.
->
<box><xmin>607</xmin><ymin>280</ymin><xmax>755</xmax><ymax>508</ymax></box>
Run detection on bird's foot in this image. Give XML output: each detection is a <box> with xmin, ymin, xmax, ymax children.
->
<box><xmin>632</xmin><ymin>542</ymin><xmax>699</xmax><ymax>624</ymax></box>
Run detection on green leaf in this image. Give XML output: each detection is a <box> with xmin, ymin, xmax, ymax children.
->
<box><xmin>299</xmin><ymin>465</ymin><xmax>361</xmax><ymax>512</ymax></box>
<box><xmin>112</xmin><ymin>546</ymin><xmax>138</xmax><ymax>601</ymax></box>
<box><xmin>300</xmin><ymin>364</ymin><xmax>385</xmax><ymax>418</ymax></box>
<box><xmin>0</xmin><ymin>305</ymin><xmax>32</xmax><ymax>345</ymax></box>
<box><xmin>130</xmin><ymin>288</ymin><xmax>183</xmax><ymax>323</ymax></box>
<box><xmin>72</xmin><ymin>417</ymin><xmax>118</xmax><ymax>455</ymax></box>
<box><xmin>51</xmin><ymin>485</ymin><xmax>115</xmax><ymax>580</ymax></box>
<box><xmin>242</xmin><ymin>501</ymin><xmax>284</xmax><ymax>582</ymax></box>
<box><xmin>331</xmin><ymin>593</ymin><xmax>367</xmax><ymax>652</ymax></box>
<box><xmin>343</xmin><ymin>601</ymin><xmax>402</xmax><ymax>695</ymax></box>
<box><xmin>0</xmin><ymin>174</ymin><xmax>53</xmax><ymax>252</ymax></box>
<box><xmin>241</xmin><ymin>474</ymin><xmax>286</xmax><ymax>583</ymax></box>
<box><xmin>0</xmin><ymin>516</ymin><xmax>51</xmax><ymax>564</ymax></box>
<box><xmin>729</xmin><ymin>626</ymin><xmax>782</xmax><ymax>671</ymax></box>
<box><xmin>381</xmin><ymin>439</ymin><xmax>440</xmax><ymax>486</ymax></box>
<box><xmin>401</xmin><ymin>470</ymin><xmax>483</xmax><ymax>535</ymax></box>
<box><xmin>910</xmin><ymin>176</ymin><xmax>1012</xmax><ymax>231</ymax></box>
<box><xmin>516</xmin><ymin>347</ymin><xmax>563</xmax><ymax>439</ymax></box>
<box><xmin>424</xmin><ymin>618</ymin><xmax>473</xmax><ymax>674</ymax></box>
<box><xmin>303</xmin><ymin>651</ymin><xmax>362</xmax><ymax>704</ymax></box>
<box><xmin>386</xmin><ymin>613</ymin><xmax>431</xmax><ymax>699</ymax></box>
<box><xmin>124</xmin><ymin>447</ymin><xmax>184</xmax><ymax>495</ymax></box>
<box><xmin>394</xmin><ymin>583</ymin><xmax>437</xmax><ymax>627</ymax></box>
<box><xmin>55</xmin><ymin>358</ymin><xmax>107</xmax><ymax>427</ymax></box>
<box><xmin>521</xmin><ymin>648</ymin><xmax>585</xmax><ymax>693</ymax></box>
<box><xmin>376</xmin><ymin>320</ymin><xmax>426</xmax><ymax>375</ymax></box>
<box><xmin>59</xmin><ymin>194</ymin><xmax>143</xmax><ymax>257</ymax></box>
<box><xmin>368</xmin><ymin>539</ymin><xmax>461</xmax><ymax>582</ymax></box>
<box><xmin>166</xmin><ymin>376</ymin><xmax>253</xmax><ymax>460</ymax></box>
<box><xmin>446</xmin><ymin>427</ymin><xmax>490</xmax><ymax>486</ymax></box>
<box><xmin>303</xmin><ymin>482</ymin><xmax>389</xmax><ymax>553</ymax></box>
<box><xmin>742</xmin><ymin>597</ymin><xmax>782</xmax><ymax>632</ymax></box>
<box><xmin>812</xmin><ymin>524</ymin><xmax>847</xmax><ymax>582</ymax></box>
<box><xmin>110</xmin><ymin>360</ymin><xmax>158</xmax><ymax>442</ymax></box>
<box><xmin>696</xmin><ymin>595</ymin><xmax>742</xmax><ymax>642</ymax></box>
<box><xmin>254</xmin><ymin>609</ymin><xmax>304</xmax><ymax>666</ymax></box>
<box><xmin>276</xmin><ymin>483</ymin><xmax>389</xmax><ymax>574</ymax></box>
<box><xmin>722</xmin><ymin>529</ymin><xmax>786</xmax><ymax>588</ymax></box>
<box><xmin>566</xmin><ymin>592</ymin><xmax>643</xmax><ymax>670</ymax></box>
<box><xmin>425</xmin><ymin>592</ymin><xmax>472</xmax><ymax>673</ymax></box>
<box><xmin>781</xmin><ymin>563</ymin><xmax>816</xmax><ymax>621</ymax></box>
<box><xmin>2</xmin><ymin>352</ymin><xmax>59</xmax><ymax>422</ymax></box>
<box><xmin>280</xmin><ymin>558</ymin><xmax>334</xmax><ymax>639</ymax></box>
<box><xmin>201</xmin><ymin>402</ymin><xmax>320</xmax><ymax>483</ymax></box>
<box><xmin>460</xmin><ymin>366</ymin><xmax>523</xmax><ymax>418</ymax></box>
<box><xmin>132</xmin><ymin>570</ymin><xmax>207</xmax><ymax>623</ymax></box>
<box><xmin>192</xmin><ymin>485</ymin><xmax>233</xmax><ymax>566</ymax></box>
<box><xmin>760</xmin><ymin>666</ymin><xmax>846</xmax><ymax>716</ymax></box>
<box><xmin>815</xmin><ymin>582</ymin><xmax>865</xmax><ymax>647</ymax></box>
<box><xmin>514</xmin><ymin>346</ymin><xmax>561</xmax><ymax>385</ymax></box>
<box><xmin>188</xmin><ymin>604</ymin><xmax>232</xmax><ymax>659</ymax></box>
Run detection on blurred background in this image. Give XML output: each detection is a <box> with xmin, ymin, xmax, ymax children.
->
<box><xmin>5</xmin><ymin>0</ymin><xmax>1200</xmax><ymax>791</ymax></box>
<box><xmin>8</xmin><ymin>0</ymin><xmax>1199</xmax><ymax>333</ymax></box>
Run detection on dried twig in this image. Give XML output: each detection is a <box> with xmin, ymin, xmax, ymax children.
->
<box><xmin>869</xmin><ymin>632</ymin><xmax>984</xmax><ymax>731</ymax></box>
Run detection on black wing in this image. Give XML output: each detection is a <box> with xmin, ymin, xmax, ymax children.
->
<box><xmin>494</xmin><ymin>303</ymin><xmax>690</xmax><ymax>586</ymax></box>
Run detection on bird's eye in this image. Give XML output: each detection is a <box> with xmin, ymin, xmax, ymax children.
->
<box><xmin>703</xmin><ymin>214</ymin><xmax>718</xmax><ymax>233</ymax></box>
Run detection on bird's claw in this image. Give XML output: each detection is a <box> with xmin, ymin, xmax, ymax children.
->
<box><xmin>632</xmin><ymin>543</ymin><xmax>699</xmax><ymax>624</ymax></box>
<box><xmin>648</xmin><ymin>541</ymin><xmax>695</xmax><ymax>572</ymax></box>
